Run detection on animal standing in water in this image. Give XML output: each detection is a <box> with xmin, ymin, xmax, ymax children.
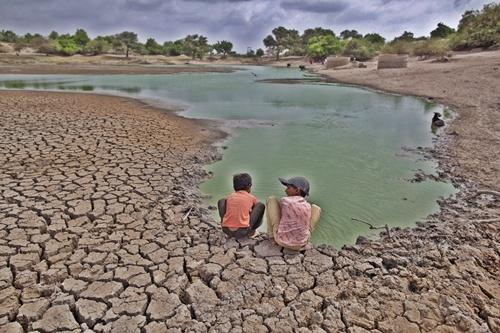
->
<box><xmin>432</xmin><ymin>112</ymin><xmax>445</xmax><ymax>127</ymax></box>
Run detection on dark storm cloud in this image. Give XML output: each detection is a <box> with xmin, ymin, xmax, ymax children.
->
<box><xmin>281</xmin><ymin>0</ymin><xmax>348</xmax><ymax>13</ymax></box>
<box><xmin>0</xmin><ymin>0</ymin><xmax>492</xmax><ymax>51</ymax></box>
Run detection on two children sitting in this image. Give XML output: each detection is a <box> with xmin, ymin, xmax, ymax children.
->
<box><xmin>218</xmin><ymin>173</ymin><xmax>321</xmax><ymax>250</ymax></box>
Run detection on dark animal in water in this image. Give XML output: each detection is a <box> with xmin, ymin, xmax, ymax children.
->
<box><xmin>251</xmin><ymin>72</ymin><xmax>257</xmax><ymax>77</ymax></box>
<box><xmin>299</xmin><ymin>65</ymin><xmax>306</xmax><ymax>70</ymax></box>
<box><xmin>432</xmin><ymin>112</ymin><xmax>445</xmax><ymax>127</ymax></box>
<box><xmin>287</xmin><ymin>63</ymin><xmax>291</xmax><ymax>68</ymax></box>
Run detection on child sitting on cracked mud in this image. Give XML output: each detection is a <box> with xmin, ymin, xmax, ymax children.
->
<box><xmin>266</xmin><ymin>177</ymin><xmax>321</xmax><ymax>251</ymax></box>
<box><xmin>218</xmin><ymin>173</ymin><xmax>265</xmax><ymax>239</ymax></box>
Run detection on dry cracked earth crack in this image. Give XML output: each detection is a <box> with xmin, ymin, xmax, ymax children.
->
<box><xmin>0</xmin><ymin>90</ymin><xmax>499</xmax><ymax>333</ymax></box>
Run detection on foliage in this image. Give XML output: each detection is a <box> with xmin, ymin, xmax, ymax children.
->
<box><xmin>392</xmin><ymin>31</ymin><xmax>415</xmax><ymax>42</ymax></box>
<box><xmin>430</xmin><ymin>23</ymin><xmax>455</xmax><ymax>39</ymax></box>
<box><xmin>182</xmin><ymin>34</ymin><xmax>210</xmax><ymax>59</ymax></box>
<box><xmin>55</xmin><ymin>37</ymin><xmax>79</xmax><ymax>56</ymax></box>
<box><xmin>302</xmin><ymin>27</ymin><xmax>335</xmax><ymax>44</ymax></box>
<box><xmin>413</xmin><ymin>39</ymin><xmax>450</xmax><ymax>58</ymax></box>
<box><xmin>163</xmin><ymin>40</ymin><xmax>184</xmax><ymax>56</ymax></box>
<box><xmin>0</xmin><ymin>30</ymin><xmax>18</xmax><ymax>43</ymax></box>
<box><xmin>145</xmin><ymin>38</ymin><xmax>163</xmax><ymax>55</ymax></box>
<box><xmin>340</xmin><ymin>29</ymin><xmax>362</xmax><ymax>40</ymax></box>
<box><xmin>83</xmin><ymin>39</ymin><xmax>111</xmax><ymax>55</ymax></box>
<box><xmin>37</xmin><ymin>40</ymin><xmax>58</xmax><ymax>55</ymax></box>
<box><xmin>307</xmin><ymin>35</ymin><xmax>343</xmax><ymax>60</ymax></box>
<box><xmin>450</xmin><ymin>3</ymin><xmax>500</xmax><ymax>49</ymax></box>
<box><xmin>263</xmin><ymin>26</ymin><xmax>301</xmax><ymax>60</ymax></box>
<box><xmin>364</xmin><ymin>33</ymin><xmax>385</xmax><ymax>45</ymax></box>
<box><xmin>115</xmin><ymin>31</ymin><xmax>138</xmax><ymax>57</ymax></box>
<box><xmin>48</xmin><ymin>31</ymin><xmax>59</xmax><ymax>40</ymax></box>
<box><xmin>74</xmin><ymin>29</ymin><xmax>90</xmax><ymax>47</ymax></box>
<box><xmin>255</xmin><ymin>48</ymin><xmax>264</xmax><ymax>57</ymax></box>
<box><xmin>213</xmin><ymin>40</ymin><xmax>233</xmax><ymax>57</ymax></box>
<box><xmin>380</xmin><ymin>40</ymin><xmax>412</xmax><ymax>54</ymax></box>
<box><xmin>342</xmin><ymin>38</ymin><xmax>376</xmax><ymax>61</ymax></box>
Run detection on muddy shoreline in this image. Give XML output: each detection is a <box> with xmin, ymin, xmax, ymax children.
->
<box><xmin>0</xmin><ymin>55</ymin><xmax>499</xmax><ymax>332</ymax></box>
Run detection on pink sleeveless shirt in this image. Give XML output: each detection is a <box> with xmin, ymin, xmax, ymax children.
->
<box><xmin>276</xmin><ymin>196</ymin><xmax>312</xmax><ymax>248</ymax></box>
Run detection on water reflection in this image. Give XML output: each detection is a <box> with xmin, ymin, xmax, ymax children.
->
<box><xmin>0</xmin><ymin>80</ymin><xmax>141</xmax><ymax>94</ymax></box>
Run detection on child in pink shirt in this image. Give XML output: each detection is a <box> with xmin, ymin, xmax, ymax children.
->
<box><xmin>267</xmin><ymin>177</ymin><xmax>321</xmax><ymax>250</ymax></box>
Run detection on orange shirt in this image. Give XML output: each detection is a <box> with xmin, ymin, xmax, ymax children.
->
<box><xmin>222</xmin><ymin>191</ymin><xmax>257</xmax><ymax>228</ymax></box>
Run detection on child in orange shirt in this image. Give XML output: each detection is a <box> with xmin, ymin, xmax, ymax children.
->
<box><xmin>218</xmin><ymin>173</ymin><xmax>265</xmax><ymax>239</ymax></box>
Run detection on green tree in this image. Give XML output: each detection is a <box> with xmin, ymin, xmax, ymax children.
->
<box><xmin>213</xmin><ymin>40</ymin><xmax>233</xmax><ymax>58</ymax></box>
<box><xmin>0</xmin><ymin>30</ymin><xmax>18</xmax><ymax>42</ymax></box>
<box><xmin>48</xmin><ymin>31</ymin><xmax>59</xmax><ymax>40</ymax></box>
<box><xmin>182</xmin><ymin>35</ymin><xmax>209</xmax><ymax>59</ymax></box>
<box><xmin>74</xmin><ymin>28</ymin><xmax>90</xmax><ymax>47</ymax></box>
<box><xmin>56</xmin><ymin>37</ymin><xmax>79</xmax><ymax>56</ymax></box>
<box><xmin>255</xmin><ymin>48</ymin><xmax>264</xmax><ymax>57</ymax></box>
<box><xmin>451</xmin><ymin>3</ymin><xmax>500</xmax><ymax>49</ymax></box>
<box><xmin>263</xmin><ymin>26</ymin><xmax>301</xmax><ymax>60</ymax></box>
<box><xmin>342</xmin><ymin>38</ymin><xmax>376</xmax><ymax>61</ymax></box>
<box><xmin>163</xmin><ymin>40</ymin><xmax>184</xmax><ymax>56</ymax></box>
<box><xmin>302</xmin><ymin>27</ymin><xmax>335</xmax><ymax>44</ymax></box>
<box><xmin>340</xmin><ymin>29</ymin><xmax>362</xmax><ymax>39</ymax></box>
<box><xmin>363</xmin><ymin>33</ymin><xmax>385</xmax><ymax>45</ymax></box>
<box><xmin>115</xmin><ymin>31</ymin><xmax>138</xmax><ymax>58</ymax></box>
<box><xmin>393</xmin><ymin>31</ymin><xmax>415</xmax><ymax>42</ymax></box>
<box><xmin>307</xmin><ymin>35</ymin><xmax>343</xmax><ymax>60</ymax></box>
<box><xmin>430</xmin><ymin>23</ymin><xmax>455</xmax><ymax>38</ymax></box>
<box><xmin>83</xmin><ymin>39</ymin><xmax>111</xmax><ymax>55</ymax></box>
<box><xmin>145</xmin><ymin>37</ymin><xmax>163</xmax><ymax>55</ymax></box>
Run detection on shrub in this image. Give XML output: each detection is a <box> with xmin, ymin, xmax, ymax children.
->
<box><xmin>342</xmin><ymin>39</ymin><xmax>376</xmax><ymax>61</ymax></box>
<box><xmin>413</xmin><ymin>39</ymin><xmax>450</xmax><ymax>59</ymax></box>
<box><xmin>451</xmin><ymin>3</ymin><xmax>500</xmax><ymax>49</ymax></box>
<box><xmin>56</xmin><ymin>38</ymin><xmax>79</xmax><ymax>56</ymax></box>
<box><xmin>380</xmin><ymin>41</ymin><xmax>412</xmax><ymax>54</ymax></box>
<box><xmin>83</xmin><ymin>39</ymin><xmax>111</xmax><ymax>55</ymax></box>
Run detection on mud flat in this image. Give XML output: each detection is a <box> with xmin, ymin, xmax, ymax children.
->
<box><xmin>0</xmin><ymin>53</ymin><xmax>499</xmax><ymax>333</ymax></box>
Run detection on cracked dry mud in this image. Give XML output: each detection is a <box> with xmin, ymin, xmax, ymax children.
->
<box><xmin>0</xmin><ymin>90</ymin><xmax>499</xmax><ymax>333</ymax></box>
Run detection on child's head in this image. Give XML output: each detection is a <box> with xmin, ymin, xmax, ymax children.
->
<box><xmin>233</xmin><ymin>173</ymin><xmax>252</xmax><ymax>192</ymax></box>
<box><xmin>279</xmin><ymin>177</ymin><xmax>309</xmax><ymax>197</ymax></box>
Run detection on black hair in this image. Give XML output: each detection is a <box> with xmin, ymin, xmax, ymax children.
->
<box><xmin>233</xmin><ymin>173</ymin><xmax>252</xmax><ymax>191</ymax></box>
<box><xmin>288</xmin><ymin>184</ymin><xmax>307</xmax><ymax>198</ymax></box>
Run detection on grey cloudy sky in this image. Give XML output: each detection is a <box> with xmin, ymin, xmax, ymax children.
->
<box><xmin>0</xmin><ymin>0</ymin><xmax>492</xmax><ymax>51</ymax></box>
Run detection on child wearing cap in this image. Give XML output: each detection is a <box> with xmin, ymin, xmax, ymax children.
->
<box><xmin>218</xmin><ymin>173</ymin><xmax>265</xmax><ymax>239</ymax></box>
<box><xmin>266</xmin><ymin>177</ymin><xmax>321</xmax><ymax>250</ymax></box>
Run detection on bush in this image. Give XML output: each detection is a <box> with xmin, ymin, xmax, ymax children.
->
<box><xmin>342</xmin><ymin>39</ymin><xmax>376</xmax><ymax>61</ymax></box>
<box><xmin>413</xmin><ymin>39</ymin><xmax>450</xmax><ymax>59</ymax></box>
<box><xmin>37</xmin><ymin>41</ymin><xmax>58</xmax><ymax>55</ymax></box>
<box><xmin>83</xmin><ymin>39</ymin><xmax>111</xmax><ymax>55</ymax></box>
<box><xmin>451</xmin><ymin>3</ymin><xmax>500</xmax><ymax>49</ymax></box>
<box><xmin>56</xmin><ymin>38</ymin><xmax>79</xmax><ymax>56</ymax></box>
<box><xmin>380</xmin><ymin>41</ymin><xmax>412</xmax><ymax>54</ymax></box>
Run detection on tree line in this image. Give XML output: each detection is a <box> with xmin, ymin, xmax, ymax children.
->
<box><xmin>262</xmin><ymin>3</ymin><xmax>499</xmax><ymax>61</ymax></box>
<box><xmin>0</xmin><ymin>3</ymin><xmax>497</xmax><ymax>60</ymax></box>
<box><xmin>0</xmin><ymin>29</ymin><xmax>247</xmax><ymax>59</ymax></box>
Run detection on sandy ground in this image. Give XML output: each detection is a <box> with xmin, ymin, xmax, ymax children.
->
<box><xmin>0</xmin><ymin>53</ymin><xmax>499</xmax><ymax>332</ymax></box>
<box><xmin>0</xmin><ymin>54</ymin><xmax>237</xmax><ymax>75</ymax></box>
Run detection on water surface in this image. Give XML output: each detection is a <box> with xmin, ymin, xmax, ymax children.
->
<box><xmin>0</xmin><ymin>66</ymin><xmax>455</xmax><ymax>247</ymax></box>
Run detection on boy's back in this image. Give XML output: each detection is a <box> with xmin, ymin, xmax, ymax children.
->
<box><xmin>222</xmin><ymin>191</ymin><xmax>257</xmax><ymax>229</ymax></box>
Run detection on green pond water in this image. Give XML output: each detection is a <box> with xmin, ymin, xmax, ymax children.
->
<box><xmin>0</xmin><ymin>66</ymin><xmax>455</xmax><ymax>247</ymax></box>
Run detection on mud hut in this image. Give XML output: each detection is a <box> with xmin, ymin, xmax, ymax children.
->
<box><xmin>377</xmin><ymin>54</ymin><xmax>408</xmax><ymax>69</ymax></box>
<box><xmin>325</xmin><ymin>56</ymin><xmax>350</xmax><ymax>69</ymax></box>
